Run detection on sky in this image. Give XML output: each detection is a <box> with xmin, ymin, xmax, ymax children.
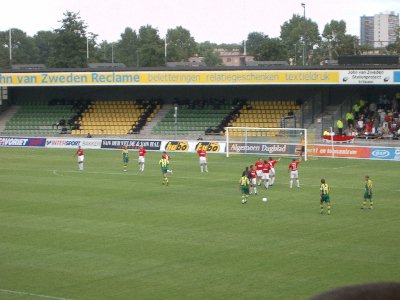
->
<box><xmin>2</xmin><ymin>0</ymin><xmax>400</xmax><ymax>44</ymax></box>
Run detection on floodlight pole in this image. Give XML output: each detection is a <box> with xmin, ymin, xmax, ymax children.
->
<box><xmin>111</xmin><ymin>43</ymin><xmax>114</xmax><ymax>65</ymax></box>
<box><xmin>301</xmin><ymin>3</ymin><xmax>307</xmax><ymax>66</ymax></box>
<box><xmin>174</xmin><ymin>104</ymin><xmax>178</xmax><ymax>138</ymax></box>
<box><xmin>164</xmin><ymin>35</ymin><xmax>167</xmax><ymax>66</ymax></box>
<box><xmin>9</xmin><ymin>29</ymin><xmax>12</xmax><ymax>66</ymax></box>
<box><xmin>86</xmin><ymin>37</ymin><xmax>89</xmax><ymax>63</ymax></box>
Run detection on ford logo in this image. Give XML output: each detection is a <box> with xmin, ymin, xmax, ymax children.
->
<box><xmin>372</xmin><ymin>150</ymin><xmax>390</xmax><ymax>158</ymax></box>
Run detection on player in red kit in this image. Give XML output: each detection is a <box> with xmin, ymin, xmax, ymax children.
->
<box><xmin>138</xmin><ymin>145</ymin><xmax>146</xmax><ymax>172</ymax></box>
<box><xmin>249</xmin><ymin>165</ymin><xmax>258</xmax><ymax>195</ymax></box>
<box><xmin>254</xmin><ymin>158</ymin><xmax>264</xmax><ymax>186</ymax></box>
<box><xmin>268</xmin><ymin>157</ymin><xmax>281</xmax><ymax>186</ymax></box>
<box><xmin>288</xmin><ymin>158</ymin><xmax>301</xmax><ymax>188</ymax></box>
<box><xmin>261</xmin><ymin>160</ymin><xmax>271</xmax><ymax>189</ymax></box>
<box><xmin>75</xmin><ymin>146</ymin><xmax>84</xmax><ymax>171</ymax></box>
<box><xmin>197</xmin><ymin>148</ymin><xmax>208</xmax><ymax>172</ymax></box>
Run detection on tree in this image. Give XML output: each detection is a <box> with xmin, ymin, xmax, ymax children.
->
<box><xmin>246</xmin><ymin>32</ymin><xmax>288</xmax><ymax>61</ymax></box>
<box><xmin>136</xmin><ymin>25</ymin><xmax>164</xmax><ymax>67</ymax></box>
<box><xmin>320</xmin><ymin>20</ymin><xmax>357</xmax><ymax>60</ymax></box>
<box><xmin>386</xmin><ymin>27</ymin><xmax>400</xmax><ymax>54</ymax></box>
<box><xmin>115</xmin><ymin>27</ymin><xmax>138</xmax><ymax>67</ymax></box>
<box><xmin>246</xmin><ymin>32</ymin><xmax>266</xmax><ymax>59</ymax></box>
<box><xmin>33</xmin><ymin>31</ymin><xmax>56</xmax><ymax>65</ymax></box>
<box><xmin>166</xmin><ymin>26</ymin><xmax>197</xmax><ymax>62</ymax></box>
<box><xmin>280</xmin><ymin>14</ymin><xmax>320</xmax><ymax>65</ymax></box>
<box><xmin>0</xmin><ymin>31</ymin><xmax>11</xmax><ymax>68</ymax></box>
<box><xmin>49</xmin><ymin>11</ymin><xmax>97</xmax><ymax>68</ymax></box>
<box><xmin>0</xmin><ymin>28</ymin><xmax>39</xmax><ymax>67</ymax></box>
<box><xmin>198</xmin><ymin>41</ymin><xmax>222</xmax><ymax>66</ymax></box>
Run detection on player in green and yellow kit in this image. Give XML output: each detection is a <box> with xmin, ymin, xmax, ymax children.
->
<box><xmin>320</xmin><ymin>178</ymin><xmax>331</xmax><ymax>215</ymax></box>
<box><xmin>362</xmin><ymin>175</ymin><xmax>373</xmax><ymax>209</ymax></box>
<box><xmin>159</xmin><ymin>155</ymin><xmax>170</xmax><ymax>186</ymax></box>
<box><xmin>122</xmin><ymin>146</ymin><xmax>129</xmax><ymax>171</ymax></box>
<box><xmin>239</xmin><ymin>171</ymin><xmax>250</xmax><ymax>204</ymax></box>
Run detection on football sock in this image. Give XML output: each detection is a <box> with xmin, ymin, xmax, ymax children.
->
<box><xmin>320</xmin><ymin>204</ymin><xmax>324</xmax><ymax>213</ymax></box>
<box><xmin>370</xmin><ymin>201</ymin><xmax>373</xmax><ymax>209</ymax></box>
<box><xmin>200</xmin><ymin>165</ymin><xmax>204</xmax><ymax>172</ymax></box>
<box><xmin>204</xmin><ymin>165</ymin><xmax>208</xmax><ymax>172</ymax></box>
<box><xmin>254</xmin><ymin>187</ymin><xmax>257</xmax><ymax>194</ymax></box>
<box><xmin>290</xmin><ymin>180</ymin><xmax>293</xmax><ymax>188</ymax></box>
<box><xmin>296</xmin><ymin>180</ymin><xmax>300</xmax><ymax>188</ymax></box>
<box><xmin>327</xmin><ymin>205</ymin><xmax>331</xmax><ymax>215</ymax></box>
<box><xmin>363</xmin><ymin>200</ymin><xmax>367</xmax><ymax>208</ymax></box>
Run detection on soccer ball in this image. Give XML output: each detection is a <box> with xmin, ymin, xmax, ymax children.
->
<box><xmin>262</xmin><ymin>197</ymin><xmax>268</xmax><ymax>202</ymax></box>
<box><xmin>241</xmin><ymin>199</ymin><xmax>247</xmax><ymax>204</ymax></box>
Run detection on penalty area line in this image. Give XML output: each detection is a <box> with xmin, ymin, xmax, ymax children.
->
<box><xmin>0</xmin><ymin>288</ymin><xmax>72</xmax><ymax>300</ymax></box>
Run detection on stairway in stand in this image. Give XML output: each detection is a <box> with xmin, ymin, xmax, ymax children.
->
<box><xmin>0</xmin><ymin>106</ymin><xmax>20</xmax><ymax>133</ymax></box>
<box><xmin>139</xmin><ymin>104</ymin><xmax>173</xmax><ymax>136</ymax></box>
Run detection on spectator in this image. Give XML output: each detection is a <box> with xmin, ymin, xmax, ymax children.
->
<box><xmin>359</xmin><ymin>98</ymin><xmax>367</xmax><ymax>108</ymax></box>
<box><xmin>345</xmin><ymin>111</ymin><xmax>354</xmax><ymax>127</ymax></box>
<box><xmin>336</xmin><ymin>119</ymin><xmax>344</xmax><ymax>135</ymax></box>
<box><xmin>352</xmin><ymin>102</ymin><xmax>361</xmax><ymax>118</ymax></box>
<box><xmin>356</xmin><ymin>118</ymin><xmax>364</xmax><ymax>134</ymax></box>
<box><xmin>344</xmin><ymin>124</ymin><xmax>357</xmax><ymax>136</ymax></box>
<box><xmin>378</xmin><ymin>108</ymin><xmax>386</xmax><ymax>123</ymax></box>
<box><xmin>364</xmin><ymin>119</ymin><xmax>373</xmax><ymax>136</ymax></box>
<box><xmin>368</xmin><ymin>101</ymin><xmax>377</xmax><ymax>113</ymax></box>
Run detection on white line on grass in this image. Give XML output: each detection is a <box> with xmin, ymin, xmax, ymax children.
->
<box><xmin>52</xmin><ymin>170</ymin><xmax>63</xmax><ymax>176</ymax></box>
<box><xmin>0</xmin><ymin>288</ymin><xmax>72</xmax><ymax>300</ymax></box>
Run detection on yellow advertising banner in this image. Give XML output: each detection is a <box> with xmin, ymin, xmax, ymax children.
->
<box><xmin>0</xmin><ymin>70</ymin><xmax>340</xmax><ymax>86</ymax></box>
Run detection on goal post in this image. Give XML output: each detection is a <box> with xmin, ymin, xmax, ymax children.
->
<box><xmin>225</xmin><ymin>127</ymin><xmax>308</xmax><ymax>161</ymax></box>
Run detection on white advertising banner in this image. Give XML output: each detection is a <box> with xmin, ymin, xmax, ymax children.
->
<box><xmin>45</xmin><ymin>138</ymin><xmax>102</xmax><ymax>149</ymax></box>
<box><xmin>339</xmin><ymin>70</ymin><xmax>395</xmax><ymax>85</ymax></box>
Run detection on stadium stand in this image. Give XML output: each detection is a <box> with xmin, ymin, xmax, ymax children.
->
<box><xmin>227</xmin><ymin>100</ymin><xmax>300</xmax><ymax>136</ymax></box>
<box><xmin>3</xmin><ymin>100</ymin><xmax>75</xmax><ymax>135</ymax></box>
<box><xmin>152</xmin><ymin>101</ymin><xmax>233</xmax><ymax>135</ymax></box>
<box><xmin>72</xmin><ymin>100</ymin><xmax>160</xmax><ymax>135</ymax></box>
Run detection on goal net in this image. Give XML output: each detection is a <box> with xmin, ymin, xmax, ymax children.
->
<box><xmin>225</xmin><ymin>127</ymin><xmax>308</xmax><ymax>161</ymax></box>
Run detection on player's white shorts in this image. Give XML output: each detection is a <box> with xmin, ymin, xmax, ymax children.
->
<box><xmin>290</xmin><ymin>170</ymin><xmax>299</xmax><ymax>179</ymax></box>
<box><xmin>251</xmin><ymin>178</ymin><xmax>257</xmax><ymax>185</ymax></box>
<box><xmin>138</xmin><ymin>156</ymin><xmax>145</xmax><ymax>163</ymax></box>
<box><xmin>256</xmin><ymin>170</ymin><xmax>262</xmax><ymax>177</ymax></box>
<box><xmin>261</xmin><ymin>173</ymin><xmax>270</xmax><ymax>180</ymax></box>
<box><xmin>199</xmin><ymin>157</ymin><xmax>207</xmax><ymax>164</ymax></box>
<box><xmin>270</xmin><ymin>168</ymin><xmax>275</xmax><ymax>176</ymax></box>
<box><xmin>78</xmin><ymin>155</ymin><xmax>84</xmax><ymax>162</ymax></box>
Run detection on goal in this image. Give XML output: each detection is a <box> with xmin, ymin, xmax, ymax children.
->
<box><xmin>225</xmin><ymin>127</ymin><xmax>308</xmax><ymax>161</ymax></box>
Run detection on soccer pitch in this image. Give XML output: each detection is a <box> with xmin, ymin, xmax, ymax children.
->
<box><xmin>0</xmin><ymin>147</ymin><xmax>399</xmax><ymax>300</ymax></box>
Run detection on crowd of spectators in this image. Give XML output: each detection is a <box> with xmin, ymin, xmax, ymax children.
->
<box><xmin>337</xmin><ymin>93</ymin><xmax>400</xmax><ymax>140</ymax></box>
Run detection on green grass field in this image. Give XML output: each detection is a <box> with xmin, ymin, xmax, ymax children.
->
<box><xmin>0</xmin><ymin>147</ymin><xmax>399</xmax><ymax>300</ymax></box>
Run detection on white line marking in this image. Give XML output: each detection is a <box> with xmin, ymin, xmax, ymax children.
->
<box><xmin>0</xmin><ymin>288</ymin><xmax>72</xmax><ymax>300</ymax></box>
<box><xmin>52</xmin><ymin>170</ymin><xmax>63</xmax><ymax>176</ymax></box>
